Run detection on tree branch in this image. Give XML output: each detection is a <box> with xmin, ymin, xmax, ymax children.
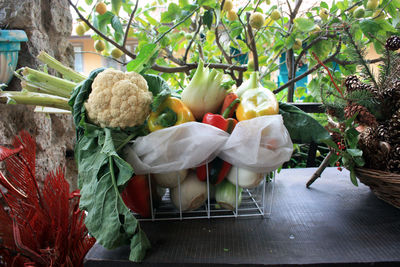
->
<box><xmin>67</xmin><ymin>0</ymin><xmax>136</xmax><ymax>59</ymax></box>
<box><xmin>151</xmin><ymin>63</ymin><xmax>247</xmax><ymax>73</ymax></box>
<box><xmin>274</xmin><ymin>40</ymin><xmax>342</xmax><ymax>94</ymax></box>
<box><xmin>122</xmin><ymin>0</ymin><xmax>139</xmax><ymax>47</ymax></box>
<box><xmin>183</xmin><ymin>16</ymin><xmax>201</xmax><ymax>63</ymax></box>
<box><xmin>154</xmin><ymin>6</ymin><xmax>200</xmax><ymax>43</ymax></box>
<box><xmin>246</xmin><ymin>12</ymin><xmax>259</xmax><ymax>71</ymax></box>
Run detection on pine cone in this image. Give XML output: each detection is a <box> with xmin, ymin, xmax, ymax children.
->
<box><xmin>389</xmin><ymin>109</ymin><xmax>400</xmax><ymax>143</ymax></box>
<box><xmin>344</xmin><ymin>103</ymin><xmax>378</xmax><ymax>126</ymax></box>
<box><xmin>344</xmin><ymin>75</ymin><xmax>360</xmax><ymax>92</ymax></box>
<box><xmin>385</xmin><ymin>35</ymin><xmax>400</xmax><ymax>51</ymax></box>
<box><xmin>359</xmin><ymin>126</ymin><xmax>387</xmax><ymax>170</ymax></box>
<box><xmin>387</xmin><ymin>159</ymin><xmax>400</xmax><ymax>173</ymax></box>
<box><xmin>376</xmin><ymin>123</ymin><xmax>390</xmax><ymax>142</ymax></box>
<box><xmin>361</xmin><ymin>83</ymin><xmax>380</xmax><ymax>97</ymax></box>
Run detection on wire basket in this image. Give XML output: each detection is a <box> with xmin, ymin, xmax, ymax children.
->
<box><xmin>134</xmin><ymin>166</ymin><xmax>276</xmax><ymax>221</ymax></box>
<box><xmin>355</xmin><ymin>167</ymin><xmax>400</xmax><ymax>209</ymax></box>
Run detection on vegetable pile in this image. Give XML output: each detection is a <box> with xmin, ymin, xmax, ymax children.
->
<box><xmin>0</xmin><ymin>51</ymin><xmax>331</xmax><ymax>262</ymax></box>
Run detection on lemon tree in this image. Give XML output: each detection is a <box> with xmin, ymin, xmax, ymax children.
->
<box><xmin>67</xmin><ymin>0</ymin><xmax>400</xmax><ymax>101</ymax></box>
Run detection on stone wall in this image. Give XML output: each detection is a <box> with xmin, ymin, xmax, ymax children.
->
<box><xmin>0</xmin><ymin>0</ymin><xmax>78</xmax><ymax>189</ymax></box>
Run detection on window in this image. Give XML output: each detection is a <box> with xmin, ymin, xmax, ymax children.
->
<box><xmin>73</xmin><ymin>44</ymin><xmax>84</xmax><ymax>73</ymax></box>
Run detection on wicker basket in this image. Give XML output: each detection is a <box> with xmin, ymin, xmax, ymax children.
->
<box><xmin>355</xmin><ymin>167</ymin><xmax>400</xmax><ymax>209</ymax></box>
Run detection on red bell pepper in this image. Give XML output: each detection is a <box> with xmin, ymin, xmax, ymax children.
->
<box><xmin>196</xmin><ymin>98</ymin><xmax>240</xmax><ymax>184</ymax></box>
<box><xmin>121</xmin><ymin>175</ymin><xmax>151</xmax><ymax>218</ymax></box>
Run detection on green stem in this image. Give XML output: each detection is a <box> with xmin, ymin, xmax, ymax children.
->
<box><xmin>108</xmin><ymin>156</ymin><xmax>126</xmax><ymax>204</ymax></box>
<box><xmin>0</xmin><ymin>91</ymin><xmax>71</xmax><ymax>111</ymax></box>
<box><xmin>222</xmin><ymin>98</ymin><xmax>240</xmax><ymax>119</ymax></box>
<box><xmin>22</xmin><ymin>67</ymin><xmax>77</xmax><ymax>97</ymax></box>
<box><xmin>37</xmin><ymin>51</ymin><xmax>87</xmax><ymax>82</ymax></box>
<box><xmin>156</xmin><ymin>108</ymin><xmax>177</xmax><ymax>127</ymax></box>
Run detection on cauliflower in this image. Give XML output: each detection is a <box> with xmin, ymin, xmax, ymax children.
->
<box><xmin>84</xmin><ymin>69</ymin><xmax>153</xmax><ymax>129</ymax></box>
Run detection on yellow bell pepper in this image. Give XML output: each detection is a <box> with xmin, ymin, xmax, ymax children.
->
<box><xmin>148</xmin><ymin>96</ymin><xmax>195</xmax><ymax>132</ymax></box>
<box><xmin>235</xmin><ymin>87</ymin><xmax>279</xmax><ymax>121</ymax></box>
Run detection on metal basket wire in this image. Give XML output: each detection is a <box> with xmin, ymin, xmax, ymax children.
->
<box><xmin>136</xmin><ymin>164</ymin><xmax>276</xmax><ymax>221</ymax></box>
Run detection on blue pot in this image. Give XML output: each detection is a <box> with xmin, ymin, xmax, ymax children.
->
<box><xmin>0</xmin><ymin>30</ymin><xmax>28</xmax><ymax>85</ymax></box>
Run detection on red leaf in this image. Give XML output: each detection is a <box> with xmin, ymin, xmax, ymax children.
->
<box><xmin>0</xmin><ymin>131</ymin><xmax>95</xmax><ymax>266</ymax></box>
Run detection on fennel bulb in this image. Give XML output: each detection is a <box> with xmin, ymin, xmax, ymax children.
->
<box><xmin>170</xmin><ymin>171</ymin><xmax>207</xmax><ymax>211</ymax></box>
<box><xmin>153</xmin><ymin>169</ymin><xmax>188</xmax><ymax>188</ymax></box>
<box><xmin>227</xmin><ymin>166</ymin><xmax>264</xmax><ymax>189</ymax></box>
<box><xmin>215</xmin><ymin>180</ymin><xmax>242</xmax><ymax>210</ymax></box>
<box><xmin>181</xmin><ymin>60</ymin><xmax>227</xmax><ymax>120</ymax></box>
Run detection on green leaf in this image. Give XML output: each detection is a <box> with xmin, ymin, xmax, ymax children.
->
<box><xmin>111</xmin><ymin>0</ymin><xmax>122</xmax><ymax>15</ymax></box>
<box><xmin>346</xmin><ymin>148</ymin><xmax>362</xmax><ymax>157</ymax></box>
<box><xmin>179</xmin><ymin>0</ymin><xmax>189</xmax><ymax>7</ymax></box>
<box><xmin>320</xmin><ymin>2</ymin><xmax>329</xmax><ymax>9</ymax></box>
<box><xmin>360</xmin><ymin>20</ymin><xmax>381</xmax><ymax>36</ymax></box>
<box><xmin>70</xmin><ymin>71</ymin><xmax>151</xmax><ymax>261</ymax></box>
<box><xmin>126</xmin><ymin>43</ymin><xmax>159</xmax><ymax>73</ymax></box>
<box><xmin>142</xmin><ymin>74</ymin><xmax>172</xmax><ymax>111</ymax></box>
<box><xmin>294</xmin><ymin>17</ymin><xmax>316</xmax><ymax>32</ymax></box>
<box><xmin>93</xmin><ymin>11</ymin><xmax>114</xmax><ymax>34</ymax></box>
<box><xmin>350</xmin><ymin>169</ymin><xmax>358</xmax><ymax>186</ymax></box>
<box><xmin>160</xmin><ymin>3</ymin><xmax>181</xmax><ymax>23</ymax></box>
<box><xmin>353</xmin><ymin>156</ymin><xmax>365</xmax><ymax>167</ymax></box>
<box><xmin>279</xmin><ymin>102</ymin><xmax>331</xmax><ymax>144</ymax></box>
<box><xmin>85</xmin><ymin>0</ymin><xmax>93</xmax><ymax>4</ymax></box>
<box><xmin>111</xmin><ymin>15</ymin><xmax>124</xmax><ymax>34</ymax></box>
<box><xmin>203</xmin><ymin>9</ymin><xmax>213</xmax><ymax>29</ymax></box>
<box><xmin>345</xmin><ymin>127</ymin><xmax>360</xmax><ymax>148</ymax></box>
<box><xmin>158</xmin><ymin>25</ymin><xmax>171</xmax><ymax>33</ymax></box>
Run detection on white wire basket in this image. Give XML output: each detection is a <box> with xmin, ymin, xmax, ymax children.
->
<box><xmin>135</xmin><ymin>166</ymin><xmax>276</xmax><ymax>222</ymax></box>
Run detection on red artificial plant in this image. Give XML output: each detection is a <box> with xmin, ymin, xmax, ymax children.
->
<box><xmin>0</xmin><ymin>131</ymin><xmax>95</xmax><ymax>267</ymax></box>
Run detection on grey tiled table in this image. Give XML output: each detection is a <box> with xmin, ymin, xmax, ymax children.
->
<box><xmin>84</xmin><ymin>168</ymin><xmax>400</xmax><ymax>266</ymax></box>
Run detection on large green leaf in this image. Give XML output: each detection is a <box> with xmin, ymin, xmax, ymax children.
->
<box><xmin>160</xmin><ymin>3</ymin><xmax>181</xmax><ymax>23</ymax></box>
<box><xmin>142</xmin><ymin>74</ymin><xmax>172</xmax><ymax>111</ymax></box>
<box><xmin>93</xmin><ymin>11</ymin><xmax>114</xmax><ymax>35</ymax></box>
<box><xmin>75</xmin><ymin>127</ymin><xmax>150</xmax><ymax>261</ymax></box>
<box><xmin>279</xmin><ymin>102</ymin><xmax>331</xmax><ymax>144</ymax></box>
<box><xmin>294</xmin><ymin>17</ymin><xmax>316</xmax><ymax>32</ymax></box>
<box><xmin>69</xmin><ymin>68</ymin><xmax>151</xmax><ymax>262</ymax></box>
<box><xmin>127</xmin><ymin>43</ymin><xmax>159</xmax><ymax>73</ymax></box>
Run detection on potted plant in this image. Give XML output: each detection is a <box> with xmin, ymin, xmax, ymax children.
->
<box><xmin>0</xmin><ymin>29</ymin><xmax>28</xmax><ymax>85</ymax></box>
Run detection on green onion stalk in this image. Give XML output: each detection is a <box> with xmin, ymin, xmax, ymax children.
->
<box><xmin>1</xmin><ymin>51</ymin><xmax>88</xmax><ymax>112</ymax></box>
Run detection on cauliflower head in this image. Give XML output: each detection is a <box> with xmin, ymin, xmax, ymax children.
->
<box><xmin>84</xmin><ymin>69</ymin><xmax>153</xmax><ymax>129</ymax></box>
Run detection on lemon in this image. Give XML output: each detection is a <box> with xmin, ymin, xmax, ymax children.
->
<box><xmin>319</xmin><ymin>8</ymin><xmax>329</xmax><ymax>20</ymax></box>
<box><xmin>223</xmin><ymin>0</ymin><xmax>233</xmax><ymax>11</ymax></box>
<box><xmin>353</xmin><ymin>7</ymin><xmax>365</xmax><ymax>18</ymax></box>
<box><xmin>96</xmin><ymin>2</ymin><xmax>107</xmax><ymax>15</ymax></box>
<box><xmin>249</xmin><ymin>12</ymin><xmax>265</xmax><ymax>30</ymax></box>
<box><xmin>270</xmin><ymin>10</ymin><xmax>281</xmax><ymax>21</ymax></box>
<box><xmin>75</xmin><ymin>24</ymin><xmax>85</xmax><ymax>36</ymax></box>
<box><xmin>111</xmin><ymin>48</ymin><xmax>123</xmax><ymax>59</ymax></box>
<box><xmin>366</xmin><ymin>0</ymin><xmax>379</xmax><ymax>10</ymax></box>
<box><xmin>227</xmin><ymin>10</ymin><xmax>238</xmax><ymax>21</ymax></box>
<box><xmin>94</xmin><ymin>40</ymin><xmax>106</xmax><ymax>52</ymax></box>
<box><xmin>293</xmin><ymin>38</ymin><xmax>302</xmax><ymax>50</ymax></box>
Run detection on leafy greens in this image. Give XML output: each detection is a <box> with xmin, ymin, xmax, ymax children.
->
<box><xmin>68</xmin><ymin>68</ymin><xmax>171</xmax><ymax>261</ymax></box>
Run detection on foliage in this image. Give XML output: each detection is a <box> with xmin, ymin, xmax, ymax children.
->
<box><xmin>68</xmin><ymin>0</ymin><xmax>400</xmax><ymax>101</ymax></box>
